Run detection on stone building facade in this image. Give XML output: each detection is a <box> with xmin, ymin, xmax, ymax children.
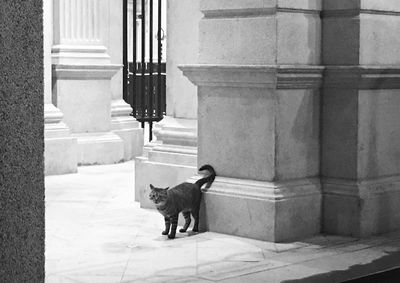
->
<box><xmin>138</xmin><ymin>0</ymin><xmax>400</xmax><ymax>242</ymax></box>
<box><xmin>3</xmin><ymin>0</ymin><xmax>400</xmax><ymax>279</ymax></box>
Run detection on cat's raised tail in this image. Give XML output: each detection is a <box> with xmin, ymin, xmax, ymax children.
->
<box><xmin>195</xmin><ymin>164</ymin><xmax>216</xmax><ymax>189</ymax></box>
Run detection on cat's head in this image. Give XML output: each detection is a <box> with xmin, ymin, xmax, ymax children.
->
<box><xmin>149</xmin><ymin>184</ymin><xmax>169</xmax><ymax>204</ymax></box>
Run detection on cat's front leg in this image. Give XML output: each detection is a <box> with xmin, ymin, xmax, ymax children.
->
<box><xmin>162</xmin><ymin>217</ymin><xmax>171</xmax><ymax>235</ymax></box>
<box><xmin>168</xmin><ymin>214</ymin><xmax>179</xmax><ymax>239</ymax></box>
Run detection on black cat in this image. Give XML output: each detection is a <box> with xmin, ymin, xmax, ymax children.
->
<box><xmin>149</xmin><ymin>164</ymin><xmax>216</xmax><ymax>239</ymax></box>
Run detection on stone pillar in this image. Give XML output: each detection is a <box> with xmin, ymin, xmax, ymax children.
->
<box><xmin>181</xmin><ymin>0</ymin><xmax>323</xmax><ymax>242</ymax></box>
<box><xmin>52</xmin><ymin>0</ymin><xmax>126</xmax><ymax>165</ymax></box>
<box><xmin>109</xmin><ymin>0</ymin><xmax>144</xmax><ymax>161</ymax></box>
<box><xmin>44</xmin><ymin>0</ymin><xmax>77</xmax><ymax>175</ymax></box>
<box><xmin>136</xmin><ymin>0</ymin><xmax>201</xmax><ymax>208</ymax></box>
<box><xmin>322</xmin><ymin>1</ymin><xmax>400</xmax><ymax>237</ymax></box>
<box><xmin>0</xmin><ymin>1</ymin><xmax>45</xmax><ymax>280</ymax></box>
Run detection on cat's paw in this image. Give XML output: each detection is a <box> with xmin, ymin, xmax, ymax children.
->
<box><xmin>179</xmin><ymin>228</ymin><xmax>187</xmax><ymax>233</ymax></box>
<box><xmin>162</xmin><ymin>231</ymin><xmax>169</xmax><ymax>235</ymax></box>
<box><xmin>168</xmin><ymin>234</ymin><xmax>176</xmax><ymax>239</ymax></box>
<box><xmin>192</xmin><ymin>228</ymin><xmax>199</xmax><ymax>232</ymax></box>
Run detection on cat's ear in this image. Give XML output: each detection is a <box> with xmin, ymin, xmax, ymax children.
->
<box><xmin>165</xmin><ymin>187</ymin><xmax>169</xmax><ymax>190</ymax></box>
<box><xmin>150</xmin><ymin>184</ymin><xmax>155</xmax><ymax>190</ymax></box>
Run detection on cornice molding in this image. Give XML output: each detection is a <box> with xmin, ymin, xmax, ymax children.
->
<box><xmin>277</xmin><ymin>65</ymin><xmax>324</xmax><ymax>89</ymax></box>
<box><xmin>322</xmin><ymin>9</ymin><xmax>400</xmax><ymax>18</ymax></box>
<box><xmin>179</xmin><ymin>64</ymin><xmax>324</xmax><ymax>90</ymax></box>
<box><xmin>324</xmin><ymin>66</ymin><xmax>400</xmax><ymax>89</ymax></box>
<box><xmin>202</xmin><ymin>7</ymin><xmax>320</xmax><ymax>19</ymax></box>
<box><xmin>52</xmin><ymin>64</ymin><xmax>121</xmax><ymax>80</ymax></box>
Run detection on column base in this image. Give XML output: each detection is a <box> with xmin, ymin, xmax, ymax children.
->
<box><xmin>189</xmin><ymin>176</ymin><xmax>321</xmax><ymax>242</ymax></box>
<box><xmin>111</xmin><ymin>99</ymin><xmax>144</xmax><ymax>160</ymax></box>
<box><xmin>135</xmin><ymin>117</ymin><xmax>198</xmax><ymax>207</ymax></box>
<box><xmin>44</xmin><ymin>104</ymin><xmax>78</xmax><ymax>175</ymax></box>
<box><xmin>74</xmin><ymin>132</ymin><xmax>124</xmax><ymax>165</ymax></box>
<box><xmin>323</xmin><ymin>176</ymin><xmax>400</xmax><ymax>237</ymax></box>
<box><xmin>45</xmin><ymin>126</ymin><xmax>78</xmax><ymax>176</ymax></box>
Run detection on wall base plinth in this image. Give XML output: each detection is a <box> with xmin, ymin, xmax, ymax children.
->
<box><xmin>189</xmin><ymin>176</ymin><xmax>321</xmax><ymax>242</ymax></box>
<box><xmin>323</xmin><ymin>177</ymin><xmax>400</xmax><ymax>237</ymax></box>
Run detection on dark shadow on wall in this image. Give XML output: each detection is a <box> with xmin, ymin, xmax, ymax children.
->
<box><xmin>282</xmin><ymin>250</ymin><xmax>400</xmax><ymax>283</ymax></box>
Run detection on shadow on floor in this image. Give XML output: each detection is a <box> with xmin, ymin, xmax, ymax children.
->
<box><xmin>283</xmin><ymin>250</ymin><xmax>400</xmax><ymax>283</ymax></box>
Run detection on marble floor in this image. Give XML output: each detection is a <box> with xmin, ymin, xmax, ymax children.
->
<box><xmin>45</xmin><ymin>161</ymin><xmax>400</xmax><ymax>283</ymax></box>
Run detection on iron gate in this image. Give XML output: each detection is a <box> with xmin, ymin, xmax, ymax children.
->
<box><xmin>122</xmin><ymin>0</ymin><xmax>166</xmax><ymax>141</ymax></box>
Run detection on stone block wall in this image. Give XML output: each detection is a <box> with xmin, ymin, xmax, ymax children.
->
<box><xmin>0</xmin><ymin>1</ymin><xmax>45</xmax><ymax>281</ymax></box>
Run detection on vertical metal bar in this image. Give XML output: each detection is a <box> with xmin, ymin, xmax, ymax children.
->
<box><xmin>157</xmin><ymin>0</ymin><xmax>162</xmax><ymax>118</ymax></box>
<box><xmin>122</xmin><ymin>0</ymin><xmax>128</xmax><ymax>102</ymax></box>
<box><xmin>149</xmin><ymin>0</ymin><xmax>154</xmax><ymax>141</ymax></box>
<box><xmin>141</xmin><ymin>0</ymin><xmax>145</xmax><ymax>127</ymax></box>
<box><xmin>132</xmin><ymin>0</ymin><xmax>137</xmax><ymax>115</ymax></box>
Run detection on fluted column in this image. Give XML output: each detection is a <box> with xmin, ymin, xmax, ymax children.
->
<box><xmin>52</xmin><ymin>0</ymin><xmax>110</xmax><ymax>64</ymax></box>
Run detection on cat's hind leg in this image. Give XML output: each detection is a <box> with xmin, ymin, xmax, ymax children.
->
<box><xmin>192</xmin><ymin>206</ymin><xmax>200</xmax><ymax>232</ymax></box>
<box><xmin>179</xmin><ymin>211</ymin><xmax>191</xmax><ymax>233</ymax></box>
<box><xmin>168</xmin><ymin>214</ymin><xmax>179</xmax><ymax>239</ymax></box>
<box><xmin>162</xmin><ymin>217</ymin><xmax>171</xmax><ymax>235</ymax></box>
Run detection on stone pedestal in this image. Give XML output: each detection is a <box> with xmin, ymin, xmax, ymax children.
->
<box><xmin>322</xmin><ymin>1</ymin><xmax>400</xmax><ymax>237</ymax></box>
<box><xmin>136</xmin><ymin>0</ymin><xmax>201</xmax><ymax>207</ymax></box>
<box><xmin>111</xmin><ymin>100</ymin><xmax>144</xmax><ymax>161</ymax></box>
<box><xmin>44</xmin><ymin>104</ymin><xmax>77</xmax><ymax>174</ymax></box>
<box><xmin>181</xmin><ymin>0</ymin><xmax>323</xmax><ymax>242</ymax></box>
<box><xmin>52</xmin><ymin>0</ymin><xmax>138</xmax><ymax>165</ymax></box>
<box><xmin>44</xmin><ymin>0</ymin><xmax>77</xmax><ymax>175</ymax></box>
<box><xmin>52</xmin><ymin>64</ymin><xmax>124</xmax><ymax>165</ymax></box>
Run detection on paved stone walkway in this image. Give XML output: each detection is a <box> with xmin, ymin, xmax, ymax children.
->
<box><xmin>45</xmin><ymin>161</ymin><xmax>400</xmax><ymax>282</ymax></box>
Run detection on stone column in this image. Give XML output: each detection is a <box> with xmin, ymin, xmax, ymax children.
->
<box><xmin>181</xmin><ymin>0</ymin><xmax>323</xmax><ymax>242</ymax></box>
<box><xmin>136</xmin><ymin>0</ymin><xmax>201</xmax><ymax>208</ymax></box>
<box><xmin>52</xmin><ymin>0</ymin><xmax>126</xmax><ymax>165</ymax></box>
<box><xmin>322</xmin><ymin>1</ymin><xmax>400</xmax><ymax>237</ymax></box>
<box><xmin>44</xmin><ymin>0</ymin><xmax>77</xmax><ymax>175</ymax></box>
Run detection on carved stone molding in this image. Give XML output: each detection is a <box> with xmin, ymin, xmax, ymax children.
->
<box><xmin>322</xmin><ymin>9</ymin><xmax>400</xmax><ymax>18</ymax></box>
<box><xmin>189</xmin><ymin>175</ymin><xmax>321</xmax><ymax>201</ymax></box>
<box><xmin>179</xmin><ymin>64</ymin><xmax>324</xmax><ymax>90</ymax></box>
<box><xmin>324</xmin><ymin>66</ymin><xmax>400</xmax><ymax>89</ymax></box>
<box><xmin>52</xmin><ymin>64</ymin><xmax>121</xmax><ymax>80</ymax></box>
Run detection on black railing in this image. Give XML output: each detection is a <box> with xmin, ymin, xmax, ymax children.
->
<box><xmin>123</xmin><ymin>0</ymin><xmax>166</xmax><ymax>141</ymax></box>
<box><xmin>129</xmin><ymin>62</ymin><xmax>166</xmax><ymax>122</ymax></box>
